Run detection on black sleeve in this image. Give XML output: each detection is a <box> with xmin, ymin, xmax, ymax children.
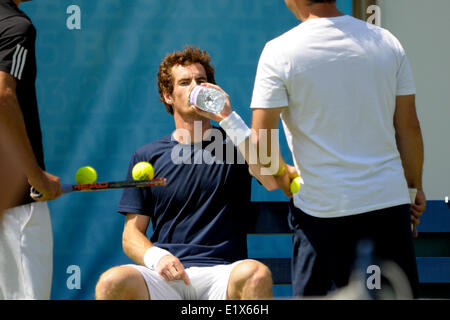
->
<box><xmin>0</xmin><ymin>16</ymin><xmax>35</xmax><ymax>81</ymax></box>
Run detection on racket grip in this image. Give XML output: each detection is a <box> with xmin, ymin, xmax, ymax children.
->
<box><xmin>61</xmin><ymin>184</ymin><xmax>73</xmax><ymax>194</ymax></box>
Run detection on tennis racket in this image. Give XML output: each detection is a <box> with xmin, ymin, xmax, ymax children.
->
<box><xmin>30</xmin><ymin>177</ymin><xmax>166</xmax><ymax>198</ymax></box>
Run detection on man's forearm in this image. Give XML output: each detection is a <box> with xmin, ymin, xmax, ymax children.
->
<box><xmin>122</xmin><ymin>228</ymin><xmax>153</xmax><ymax>266</ymax></box>
<box><xmin>394</xmin><ymin>95</ymin><xmax>424</xmax><ymax>190</ymax></box>
<box><xmin>396</xmin><ymin>127</ymin><xmax>424</xmax><ymax>189</ymax></box>
<box><xmin>123</xmin><ymin>230</ymin><xmax>173</xmax><ymax>272</ymax></box>
<box><xmin>0</xmin><ymin>91</ymin><xmax>41</xmax><ymax>180</ymax></box>
<box><xmin>250</xmin><ymin>107</ymin><xmax>289</xmax><ymax>176</ymax></box>
<box><xmin>251</xmin><ymin>127</ymin><xmax>286</xmax><ymax>176</ymax></box>
<box><xmin>219</xmin><ymin>111</ymin><xmax>279</xmax><ymax>190</ymax></box>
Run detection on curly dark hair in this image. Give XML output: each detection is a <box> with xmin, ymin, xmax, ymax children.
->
<box><xmin>157</xmin><ymin>46</ymin><xmax>216</xmax><ymax>115</ymax></box>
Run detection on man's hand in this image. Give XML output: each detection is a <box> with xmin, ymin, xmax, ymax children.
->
<box><xmin>274</xmin><ymin>164</ymin><xmax>299</xmax><ymax>198</ymax></box>
<box><xmin>156</xmin><ymin>254</ymin><xmax>190</xmax><ymax>285</ymax></box>
<box><xmin>190</xmin><ymin>83</ymin><xmax>232</xmax><ymax>122</ymax></box>
<box><xmin>411</xmin><ymin>189</ymin><xmax>426</xmax><ymax>238</ymax></box>
<box><xmin>28</xmin><ymin>168</ymin><xmax>61</xmax><ymax>201</ymax></box>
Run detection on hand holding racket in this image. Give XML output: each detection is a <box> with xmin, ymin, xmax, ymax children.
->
<box><xmin>28</xmin><ymin>169</ymin><xmax>62</xmax><ymax>201</ymax></box>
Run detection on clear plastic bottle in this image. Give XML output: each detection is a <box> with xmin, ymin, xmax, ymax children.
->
<box><xmin>189</xmin><ymin>85</ymin><xmax>226</xmax><ymax>114</ymax></box>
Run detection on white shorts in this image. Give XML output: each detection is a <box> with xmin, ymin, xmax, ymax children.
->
<box><xmin>128</xmin><ymin>260</ymin><xmax>243</xmax><ymax>300</ymax></box>
<box><xmin>0</xmin><ymin>202</ymin><xmax>53</xmax><ymax>300</ymax></box>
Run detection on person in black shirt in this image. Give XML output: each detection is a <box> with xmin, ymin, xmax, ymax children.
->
<box><xmin>0</xmin><ymin>0</ymin><xmax>61</xmax><ymax>299</ymax></box>
<box><xmin>95</xmin><ymin>46</ymin><xmax>276</xmax><ymax>300</ymax></box>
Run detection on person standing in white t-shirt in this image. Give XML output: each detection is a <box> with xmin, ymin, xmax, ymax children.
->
<box><xmin>191</xmin><ymin>0</ymin><xmax>426</xmax><ymax>300</ymax></box>
<box><xmin>248</xmin><ymin>0</ymin><xmax>426</xmax><ymax>298</ymax></box>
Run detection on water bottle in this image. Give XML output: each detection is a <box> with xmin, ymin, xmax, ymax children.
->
<box><xmin>189</xmin><ymin>85</ymin><xmax>227</xmax><ymax>114</ymax></box>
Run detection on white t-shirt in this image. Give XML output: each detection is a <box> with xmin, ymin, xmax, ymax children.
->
<box><xmin>250</xmin><ymin>15</ymin><xmax>415</xmax><ymax>218</ymax></box>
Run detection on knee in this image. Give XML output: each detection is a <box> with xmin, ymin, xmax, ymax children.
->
<box><xmin>95</xmin><ymin>266</ymin><xmax>140</xmax><ymax>300</ymax></box>
<box><xmin>232</xmin><ymin>260</ymin><xmax>273</xmax><ymax>293</ymax></box>
<box><xmin>246</xmin><ymin>260</ymin><xmax>273</xmax><ymax>287</ymax></box>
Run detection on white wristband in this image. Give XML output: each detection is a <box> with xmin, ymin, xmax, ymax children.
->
<box><xmin>143</xmin><ymin>246</ymin><xmax>171</xmax><ymax>271</ymax></box>
<box><xmin>219</xmin><ymin>111</ymin><xmax>252</xmax><ymax>146</ymax></box>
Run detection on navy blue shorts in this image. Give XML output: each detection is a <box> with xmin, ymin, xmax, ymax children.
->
<box><xmin>288</xmin><ymin>202</ymin><xmax>420</xmax><ymax>298</ymax></box>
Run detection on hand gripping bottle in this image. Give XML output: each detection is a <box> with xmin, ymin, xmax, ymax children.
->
<box><xmin>189</xmin><ymin>85</ymin><xmax>227</xmax><ymax>114</ymax></box>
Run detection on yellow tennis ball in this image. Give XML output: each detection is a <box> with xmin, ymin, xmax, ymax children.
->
<box><xmin>75</xmin><ymin>166</ymin><xmax>97</xmax><ymax>184</ymax></box>
<box><xmin>132</xmin><ymin>162</ymin><xmax>154</xmax><ymax>181</ymax></box>
<box><xmin>290</xmin><ymin>176</ymin><xmax>304</xmax><ymax>194</ymax></box>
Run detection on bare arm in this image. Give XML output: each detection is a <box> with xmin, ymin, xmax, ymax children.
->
<box><xmin>394</xmin><ymin>95</ymin><xmax>424</xmax><ymax>189</ymax></box>
<box><xmin>122</xmin><ymin>213</ymin><xmax>190</xmax><ymax>284</ymax></box>
<box><xmin>122</xmin><ymin>213</ymin><xmax>153</xmax><ymax>265</ymax></box>
<box><xmin>0</xmin><ymin>71</ymin><xmax>60</xmax><ymax>201</ymax></box>
<box><xmin>0</xmin><ymin>71</ymin><xmax>41</xmax><ymax>180</ymax></box>
<box><xmin>251</xmin><ymin>107</ymin><xmax>299</xmax><ymax>198</ymax></box>
<box><xmin>235</xmin><ymin>129</ymin><xmax>279</xmax><ymax>191</ymax></box>
<box><xmin>394</xmin><ymin>94</ymin><xmax>426</xmax><ymax>236</ymax></box>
